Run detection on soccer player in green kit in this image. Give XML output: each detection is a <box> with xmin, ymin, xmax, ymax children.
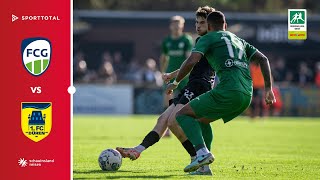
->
<box><xmin>117</xmin><ymin>6</ymin><xmax>216</xmax><ymax>175</ymax></box>
<box><xmin>160</xmin><ymin>15</ymin><xmax>193</xmax><ymax>109</ymax></box>
<box><xmin>166</xmin><ymin>11</ymin><xmax>276</xmax><ymax>172</ymax></box>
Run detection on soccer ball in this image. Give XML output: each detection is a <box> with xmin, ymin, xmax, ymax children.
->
<box><xmin>98</xmin><ymin>149</ymin><xmax>122</xmax><ymax>171</ymax></box>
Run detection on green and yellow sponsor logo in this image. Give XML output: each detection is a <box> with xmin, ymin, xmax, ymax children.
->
<box><xmin>288</xmin><ymin>31</ymin><xmax>307</xmax><ymax>40</ymax></box>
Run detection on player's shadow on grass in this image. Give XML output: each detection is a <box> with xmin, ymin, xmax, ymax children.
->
<box><xmin>74</xmin><ymin>176</ymin><xmax>174</xmax><ymax>180</ymax></box>
<box><xmin>73</xmin><ymin>170</ymin><xmax>179</xmax><ymax>179</ymax></box>
<box><xmin>104</xmin><ymin>175</ymin><xmax>175</xmax><ymax>179</ymax></box>
<box><xmin>73</xmin><ymin>170</ymin><xmax>138</xmax><ymax>174</ymax></box>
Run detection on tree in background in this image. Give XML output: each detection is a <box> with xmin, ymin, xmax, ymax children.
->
<box><xmin>74</xmin><ymin>0</ymin><xmax>319</xmax><ymax>14</ymax></box>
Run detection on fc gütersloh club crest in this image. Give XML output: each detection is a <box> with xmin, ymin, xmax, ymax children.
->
<box><xmin>21</xmin><ymin>37</ymin><xmax>51</xmax><ymax>76</ymax></box>
<box><xmin>21</xmin><ymin>103</ymin><xmax>52</xmax><ymax>142</ymax></box>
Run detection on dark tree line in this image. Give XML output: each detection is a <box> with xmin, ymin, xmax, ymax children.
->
<box><xmin>74</xmin><ymin>0</ymin><xmax>319</xmax><ymax>14</ymax></box>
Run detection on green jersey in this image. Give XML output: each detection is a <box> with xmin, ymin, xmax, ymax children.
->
<box><xmin>192</xmin><ymin>31</ymin><xmax>257</xmax><ymax>96</ymax></box>
<box><xmin>161</xmin><ymin>34</ymin><xmax>193</xmax><ymax>73</ymax></box>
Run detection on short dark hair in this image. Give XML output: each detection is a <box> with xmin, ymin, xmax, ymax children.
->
<box><xmin>195</xmin><ymin>6</ymin><xmax>215</xmax><ymax>19</ymax></box>
<box><xmin>207</xmin><ymin>11</ymin><xmax>226</xmax><ymax>29</ymax></box>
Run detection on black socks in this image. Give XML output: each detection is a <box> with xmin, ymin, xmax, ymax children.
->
<box><xmin>140</xmin><ymin>131</ymin><xmax>160</xmax><ymax>149</ymax></box>
<box><xmin>182</xmin><ymin>140</ymin><xmax>196</xmax><ymax>157</ymax></box>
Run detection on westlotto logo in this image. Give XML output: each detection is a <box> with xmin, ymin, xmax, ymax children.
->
<box><xmin>11</xmin><ymin>14</ymin><xmax>60</xmax><ymax>22</ymax></box>
<box><xmin>21</xmin><ymin>37</ymin><xmax>51</xmax><ymax>76</ymax></box>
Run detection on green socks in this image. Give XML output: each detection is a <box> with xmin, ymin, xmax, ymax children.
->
<box><xmin>199</xmin><ymin>122</ymin><xmax>213</xmax><ymax>151</ymax></box>
<box><xmin>176</xmin><ymin>115</ymin><xmax>205</xmax><ymax>147</ymax></box>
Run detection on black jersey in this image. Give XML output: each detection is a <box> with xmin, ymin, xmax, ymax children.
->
<box><xmin>188</xmin><ymin>37</ymin><xmax>215</xmax><ymax>83</ymax></box>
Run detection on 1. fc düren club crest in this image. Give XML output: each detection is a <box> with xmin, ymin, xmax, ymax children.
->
<box><xmin>21</xmin><ymin>102</ymin><xmax>52</xmax><ymax>142</ymax></box>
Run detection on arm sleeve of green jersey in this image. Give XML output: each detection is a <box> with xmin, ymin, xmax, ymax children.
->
<box><xmin>184</xmin><ymin>35</ymin><xmax>193</xmax><ymax>51</ymax></box>
<box><xmin>244</xmin><ymin>41</ymin><xmax>258</xmax><ymax>62</ymax></box>
<box><xmin>191</xmin><ymin>36</ymin><xmax>210</xmax><ymax>55</ymax></box>
<box><xmin>161</xmin><ymin>39</ymin><xmax>168</xmax><ymax>55</ymax></box>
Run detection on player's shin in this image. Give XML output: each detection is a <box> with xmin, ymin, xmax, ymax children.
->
<box><xmin>168</xmin><ymin>120</ymin><xmax>196</xmax><ymax>157</ymax></box>
<box><xmin>139</xmin><ymin>131</ymin><xmax>160</xmax><ymax>152</ymax></box>
<box><xmin>176</xmin><ymin>115</ymin><xmax>205</xmax><ymax>149</ymax></box>
<box><xmin>199</xmin><ymin>122</ymin><xmax>213</xmax><ymax>151</ymax></box>
<box><xmin>182</xmin><ymin>140</ymin><xmax>197</xmax><ymax>157</ymax></box>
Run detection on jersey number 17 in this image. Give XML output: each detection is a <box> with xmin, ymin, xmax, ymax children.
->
<box><xmin>221</xmin><ymin>36</ymin><xmax>244</xmax><ymax>60</ymax></box>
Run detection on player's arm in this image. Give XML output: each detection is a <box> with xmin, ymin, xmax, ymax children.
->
<box><xmin>159</xmin><ymin>53</ymin><xmax>169</xmax><ymax>73</ymax></box>
<box><xmin>175</xmin><ymin>52</ymin><xmax>201</xmax><ymax>82</ymax></box>
<box><xmin>170</xmin><ymin>69</ymin><xmax>180</xmax><ymax>78</ymax></box>
<box><xmin>251</xmin><ymin>51</ymin><xmax>272</xmax><ymax>90</ymax></box>
<box><xmin>162</xmin><ymin>69</ymin><xmax>180</xmax><ymax>83</ymax></box>
<box><xmin>245</xmin><ymin>40</ymin><xmax>273</xmax><ymax>91</ymax></box>
<box><xmin>165</xmin><ymin>53</ymin><xmax>201</xmax><ymax>94</ymax></box>
<box><xmin>166</xmin><ymin>36</ymin><xmax>208</xmax><ymax>94</ymax></box>
<box><xmin>251</xmin><ymin>50</ymin><xmax>276</xmax><ymax>105</ymax></box>
<box><xmin>175</xmin><ymin>35</ymin><xmax>206</xmax><ymax>82</ymax></box>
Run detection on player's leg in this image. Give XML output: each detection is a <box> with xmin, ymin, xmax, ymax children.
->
<box><xmin>167</xmin><ymin>104</ymin><xmax>187</xmax><ymax>142</ymax></box>
<box><xmin>168</xmin><ymin>109</ymin><xmax>213</xmax><ymax>152</ymax></box>
<box><xmin>167</xmin><ymin>80</ymin><xmax>214</xmax><ymax>175</ymax></box>
<box><xmin>167</xmin><ymin>105</ymin><xmax>213</xmax><ymax>175</ymax></box>
<box><xmin>198</xmin><ymin>121</ymin><xmax>213</xmax><ymax>151</ymax></box>
<box><xmin>168</xmin><ymin>112</ymin><xmax>213</xmax><ymax>154</ymax></box>
<box><xmin>116</xmin><ymin>104</ymin><xmax>175</xmax><ymax>160</ymax></box>
<box><xmin>163</xmin><ymin>91</ymin><xmax>173</xmax><ymax>137</ymax></box>
<box><xmin>169</xmin><ymin>104</ymin><xmax>215</xmax><ymax>175</ymax></box>
<box><xmin>164</xmin><ymin>79</ymin><xmax>188</xmax><ymax>137</ymax></box>
<box><xmin>186</xmin><ymin>120</ymin><xmax>213</xmax><ymax>175</ymax></box>
<box><xmin>152</xmin><ymin>103</ymin><xmax>176</xmax><ymax>137</ymax></box>
<box><xmin>168</xmin><ymin>81</ymin><xmax>212</xmax><ymax>159</ymax></box>
<box><xmin>177</xmin><ymin>89</ymin><xmax>228</xmax><ymax>172</ymax></box>
<box><xmin>167</xmin><ymin>104</ymin><xmax>196</xmax><ymax>158</ymax></box>
<box><xmin>182</xmin><ymin>90</ymin><xmax>252</xmax><ymax>172</ymax></box>
<box><xmin>163</xmin><ymin>92</ymin><xmax>172</xmax><ymax>108</ymax></box>
<box><xmin>175</xmin><ymin>103</ymin><xmax>214</xmax><ymax>172</ymax></box>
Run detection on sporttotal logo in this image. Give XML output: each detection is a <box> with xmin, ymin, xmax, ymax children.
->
<box><xmin>12</xmin><ymin>14</ymin><xmax>19</xmax><ymax>22</ymax></box>
<box><xmin>11</xmin><ymin>14</ymin><xmax>60</xmax><ymax>22</ymax></box>
<box><xmin>21</xmin><ymin>38</ymin><xmax>51</xmax><ymax>76</ymax></box>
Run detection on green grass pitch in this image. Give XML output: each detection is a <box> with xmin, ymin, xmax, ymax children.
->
<box><xmin>73</xmin><ymin>115</ymin><xmax>320</xmax><ymax>179</ymax></box>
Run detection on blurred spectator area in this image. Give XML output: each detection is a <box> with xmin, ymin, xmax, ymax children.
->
<box><xmin>73</xmin><ymin>10</ymin><xmax>320</xmax><ymax>85</ymax></box>
<box><xmin>73</xmin><ymin>10</ymin><xmax>320</xmax><ymax>117</ymax></box>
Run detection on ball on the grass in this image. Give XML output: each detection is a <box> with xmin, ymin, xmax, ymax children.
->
<box><xmin>98</xmin><ymin>149</ymin><xmax>122</xmax><ymax>171</ymax></box>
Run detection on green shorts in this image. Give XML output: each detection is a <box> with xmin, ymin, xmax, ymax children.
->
<box><xmin>189</xmin><ymin>89</ymin><xmax>252</xmax><ymax>123</ymax></box>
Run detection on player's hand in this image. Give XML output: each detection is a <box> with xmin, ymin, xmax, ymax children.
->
<box><xmin>265</xmin><ymin>89</ymin><xmax>276</xmax><ymax>105</ymax></box>
<box><xmin>166</xmin><ymin>83</ymin><xmax>178</xmax><ymax>95</ymax></box>
<box><xmin>162</xmin><ymin>73</ymin><xmax>172</xmax><ymax>84</ymax></box>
